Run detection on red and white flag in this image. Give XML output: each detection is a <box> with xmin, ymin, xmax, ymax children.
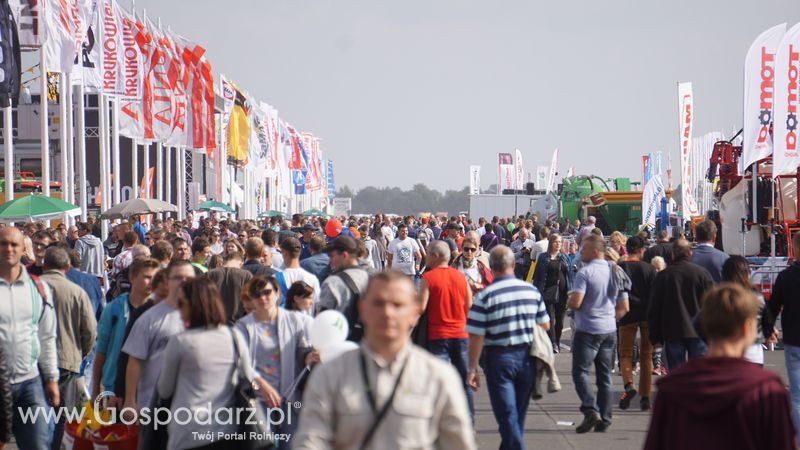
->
<box><xmin>43</xmin><ymin>0</ymin><xmax>93</xmax><ymax>74</ymax></box>
<box><xmin>117</xmin><ymin>9</ymin><xmax>145</xmax><ymax>139</ymax></box>
<box><xmin>743</xmin><ymin>23</ymin><xmax>787</xmax><ymax>169</ymax></box>
<box><xmin>10</xmin><ymin>0</ymin><xmax>45</xmax><ymax>49</ymax></box>
<box><xmin>773</xmin><ymin>22</ymin><xmax>800</xmax><ymax>178</ymax></box>
<box><xmin>678</xmin><ymin>81</ymin><xmax>699</xmax><ymax>218</ymax></box>
<box><xmin>498</xmin><ymin>153</ymin><xmax>514</xmax><ymax>191</ymax></box>
<box><xmin>546</xmin><ymin>147</ymin><xmax>559</xmax><ymax>194</ymax></box>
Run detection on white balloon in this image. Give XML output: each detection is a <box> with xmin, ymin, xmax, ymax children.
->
<box><xmin>311</xmin><ymin>310</ymin><xmax>349</xmax><ymax>349</ymax></box>
<box><xmin>320</xmin><ymin>341</ymin><xmax>359</xmax><ymax>363</ymax></box>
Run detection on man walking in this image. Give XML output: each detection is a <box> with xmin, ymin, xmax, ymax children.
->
<box><xmin>387</xmin><ymin>223</ymin><xmax>421</xmax><ymax>278</ymax></box>
<box><xmin>690</xmin><ymin>220</ymin><xmax>729</xmax><ymax>282</ymax></box>
<box><xmin>317</xmin><ymin>237</ymin><xmax>369</xmax><ymax>340</ymax></box>
<box><xmin>0</xmin><ymin>227</ymin><xmax>59</xmax><ymax>449</ymax></box>
<box><xmin>510</xmin><ymin>228</ymin><xmax>534</xmax><ymax>280</ymax></box>
<box><xmin>767</xmin><ymin>232</ymin><xmax>800</xmax><ymax>433</ymax></box>
<box><xmin>294</xmin><ymin>271</ymin><xmax>476</xmax><ymax>449</ymax></box>
<box><xmin>648</xmin><ymin>239</ymin><xmax>713</xmax><ymax>371</ymax></box>
<box><xmin>567</xmin><ymin>234</ymin><xmax>630</xmax><ymax>433</ymax></box>
<box><xmin>75</xmin><ymin>222</ymin><xmax>106</xmax><ymax>280</ymax></box>
<box><xmin>419</xmin><ymin>241</ymin><xmax>474</xmax><ymax>418</ymax></box>
<box><xmin>206</xmin><ymin>252</ymin><xmax>253</xmax><ymax>323</ymax></box>
<box><xmin>466</xmin><ymin>246</ymin><xmax>550</xmax><ymax>449</ymax></box>
<box><xmin>40</xmin><ymin>247</ymin><xmax>97</xmax><ymax>449</ymax></box>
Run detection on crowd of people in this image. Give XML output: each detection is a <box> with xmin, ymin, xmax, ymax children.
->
<box><xmin>0</xmin><ymin>210</ymin><xmax>797</xmax><ymax>449</ymax></box>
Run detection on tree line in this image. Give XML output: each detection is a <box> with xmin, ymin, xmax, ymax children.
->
<box><xmin>336</xmin><ymin>184</ymin><xmax>470</xmax><ymax>216</ymax></box>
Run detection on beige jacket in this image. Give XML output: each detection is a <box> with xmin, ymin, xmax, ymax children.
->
<box><xmin>294</xmin><ymin>342</ymin><xmax>476</xmax><ymax>450</ymax></box>
<box><xmin>39</xmin><ymin>270</ymin><xmax>96</xmax><ymax>373</ymax></box>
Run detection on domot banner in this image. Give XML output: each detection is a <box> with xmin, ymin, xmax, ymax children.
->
<box><xmin>773</xmin><ymin>22</ymin><xmax>800</xmax><ymax>178</ymax></box>
<box><xmin>743</xmin><ymin>23</ymin><xmax>786</xmax><ymax>169</ymax></box>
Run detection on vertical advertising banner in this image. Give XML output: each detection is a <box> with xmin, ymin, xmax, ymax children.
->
<box><xmin>293</xmin><ymin>170</ymin><xmax>307</xmax><ymax>195</ymax></box>
<box><xmin>546</xmin><ymin>148</ymin><xmax>559</xmax><ymax>194</ymax></box>
<box><xmin>678</xmin><ymin>81</ymin><xmax>699</xmax><ymax>218</ymax></box>
<box><xmin>469</xmin><ymin>165</ymin><xmax>481</xmax><ymax>195</ymax></box>
<box><xmin>536</xmin><ymin>166</ymin><xmax>547</xmax><ymax>191</ymax></box>
<box><xmin>498</xmin><ymin>153</ymin><xmax>514</xmax><ymax>192</ymax></box>
<box><xmin>773</xmin><ymin>23</ymin><xmax>800</xmax><ymax>178</ymax></box>
<box><xmin>743</xmin><ymin>23</ymin><xmax>787</xmax><ymax>169</ymax></box>
<box><xmin>642</xmin><ymin>175</ymin><xmax>666</xmax><ymax>228</ymax></box>
<box><xmin>11</xmin><ymin>0</ymin><xmax>44</xmax><ymax>49</ymax></box>
<box><xmin>514</xmin><ymin>149</ymin><xmax>524</xmax><ymax>190</ymax></box>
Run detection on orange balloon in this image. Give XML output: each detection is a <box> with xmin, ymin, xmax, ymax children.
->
<box><xmin>325</xmin><ymin>219</ymin><xmax>343</xmax><ymax>238</ymax></box>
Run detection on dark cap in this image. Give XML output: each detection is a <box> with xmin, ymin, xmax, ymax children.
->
<box><xmin>301</xmin><ymin>223</ymin><xmax>317</xmax><ymax>232</ymax></box>
<box><xmin>324</xmin><ymin>236</ymin><xmax>358</xmax><ymax>255</ymax></box>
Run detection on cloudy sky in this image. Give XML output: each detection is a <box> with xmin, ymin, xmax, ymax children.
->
<box><xmin>135</xmin><ymin>0</ymin><xmax>798</xmax><ymax>192</ymax></box>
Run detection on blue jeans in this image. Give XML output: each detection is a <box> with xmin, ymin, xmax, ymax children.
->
<box><xmin>483</xmin><ymin>345</ymin><xmax>536</xmax><ymax>450</ymax></box>
<box><xmin>664</xmin><ymin>338</ymin><xmax>707</xmax><ymax>371</ymax></box>
<box><xmin>785</xmin><ymin>344</ymin><xmax>800</xmax><ymax>434</ymax></box>
<box><xmin>572</xmin><ymin>331</ymin><xmax>616</xmax><ymax>424</ymax></box>
<box><xmin>11</xmin><ymin>377</ymin><xmax>53</xmax><ymax>450</ymax></box>
<box><xmin>427</xmin><ymin>338</ymin><xmax>474</xmax><ymax>419</ymax></box>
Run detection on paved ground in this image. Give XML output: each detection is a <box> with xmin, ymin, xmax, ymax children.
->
<box><xmin>473</xmin><ymin>326</ymin><xmax>790</xmax><ymax>450</ymax></box>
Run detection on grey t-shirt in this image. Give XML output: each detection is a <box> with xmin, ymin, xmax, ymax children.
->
<box><xmin>121</xmin><ymin>301</ymin><xmax>184</xmax><ymax>406</ymax></box>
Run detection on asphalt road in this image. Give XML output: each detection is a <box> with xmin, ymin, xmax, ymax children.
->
<box><xmin>472</xmin><ymin>327</ymin><xmax>790</xmax><ymax>450</ymax></box>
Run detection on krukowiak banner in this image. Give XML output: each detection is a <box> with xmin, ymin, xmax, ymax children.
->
<box><xmin>469</xmin><ymin>165</ymin><xmax>480</xmax><ymax>195</ymax></box>
<box><xmin>642</xmin><ymin>174</ymin><xmax>666</xmax><ymax>229</ymax></box>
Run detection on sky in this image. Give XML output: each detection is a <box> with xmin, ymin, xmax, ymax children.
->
<box><xmin>133</xmin><ymin>0</ymin><xmax>799</xmax><ymax>192</ymax></box>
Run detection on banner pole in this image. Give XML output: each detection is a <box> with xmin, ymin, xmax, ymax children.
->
<box><xmin>112</xmin><ymin>97</ymin><xmax>121</xmax><ymax>204</ymax></box>
<box><xmin>131</xmin><ymin>138</ymin><xmax>138</xmax><ymax>198</ymax></box>
<box><xmin>143</xmin><ymin>141</ymin><xmax>149</xmax><ymax>199</ymax></box>
<box><xmin>99</xmin><ymin>93</ymin><xmax>109</xmax><ymax>239</ymax></box>
<box><xmin>59</xmin><ymin>73</ymin><xmax>69</xmax><ymax>223</ymax></box>
<box><xmin>3</xmin><ymin>102</ymin><xmax>13</xmax><ymax>203</ymax></box>
<box><xmin>165</xmin><ymin>145</ymin><xmax>171</xmax><ymax>211</ymax></box>
<box><xmin>40</xmin><ymin>50</ymin><xmax>51</xmax><ymax>204</ymax></box>
<box><xmin>66</xmin><ymin>74</ymin><xmax>74</xmax><ymax>206</ymax></box>
<box><xmin>156</xmin><ymin>141</ymin><xmax>163</xmax><ymax>219</ymax></box>
<box><xmin>76</xmin><ymin>83</ymin><xmax>88</xmax><ymax>221</ymax></box>
<box><xmin>178</xmin><ymin>147</ymin><xmax>186</xmax><ymax>219</ymax></box>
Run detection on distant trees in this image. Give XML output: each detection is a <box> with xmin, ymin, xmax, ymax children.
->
<box><xmin>336</xmin><ymin>184</ymin><xmax>469</xmax><ymax>216</ymax></box>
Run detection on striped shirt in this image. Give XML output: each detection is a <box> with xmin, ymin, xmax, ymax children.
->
<box><xmin>466</xmin><ymin>276</ymin><xmax>549</xmax><ymax>347</ymax></box>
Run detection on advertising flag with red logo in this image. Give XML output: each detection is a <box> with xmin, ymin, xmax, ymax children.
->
<box><xmin>10</xmin><ymin>0</ymin><xmax>44</xmax><ymax>49</ymax></box>
<box><xmin>498</xmin><ymin>153</ymin><xmax>514</xmax><ymax>191</ymax></box>
<box><xmin>743</xmin><ymin>23</ymin><xmax>787</xmax><ymax>169</ymax></box>
<box><xmin>284</xmin><ymin>123</ymin><xmax>308</xmax><ymax>170</ymax></box>
<box><xmin>773</xmin><ymin>22</ymin><xmax>800</xmax><ymax>178</ymax></box>
<box><xmin>117</xmin><ymin>8</ymin><xmax>145</xmax><ymax>139</ymax></box>
<box><xmin>139</xmin><ymin>18</ymin><xmax>177</xmax><ymax>142</ymax></box>
<box><xmin>678</xmin><ymin>81</ymin><xmax>699</xmax><ymax>218</ymax></box>
<box><xmin>43</xmin><ymin>0</ymin><xmax>93</xmax><ymax>74</ymax></box>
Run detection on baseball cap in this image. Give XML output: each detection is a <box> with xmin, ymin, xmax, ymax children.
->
<box><xmin>324</xmin><ymin>236</ymin><xmax>358</xmax><ymax>255</ymax></box>
<box><xmin>301</xmin><ymin>223</ymin><xmax>317</xmax><ymax>232</ymax></box>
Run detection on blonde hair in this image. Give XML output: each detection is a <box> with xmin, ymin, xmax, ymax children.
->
<box><xmin>609</xmin><ymin>231</ymin><xmax>627</xmax><ymax>247</ymax></box>
<box><xmin>651</xmin><ymin>256</ymin><xmax>666</xmax><ymax>272</ymax></box>
<box><xmin>23</xmin><ymin>236</ymin><xmax>34</xmax><ymax>261</ymax></box>
<box><xmin>605</xmin><ymin>247</ymin><xmax>620</xmax><ymax>262</ymax></box>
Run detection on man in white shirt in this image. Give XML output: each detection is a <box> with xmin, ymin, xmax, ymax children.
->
<box><xmin>278</xmin><ymin>237</ymin><xmax>321</xmax><ymax>306</ymax></box>
<box><xmin>532</xmin><ymin>226</ymin><xmax>551</xmax><ymax>262</ymax></box>
<box><xmin>510</xmin><ymin>228</ymin><xmax>535</xmax><ymax>279</ymax></box>
<box><xmin>387</xmin><ymin>224</ymin><xmax>422</xmax><ymax>277</ymax></box>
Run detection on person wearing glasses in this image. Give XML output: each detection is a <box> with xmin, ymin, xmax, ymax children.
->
<box><xmin>236</xmin><ymin>275</ymin><xmax>319</xmax><ymax>440</ymax></box>
<box><xmin>452</xmin><ymin>235</ymin><xmax>493</xmax><ymax>294</ymax></box>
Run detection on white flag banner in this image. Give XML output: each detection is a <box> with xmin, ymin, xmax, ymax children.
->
<box><xmin>73</xmin><ymin>3</ymin><xmax>104</xmax><ymax>91</ymax></box>
<box><xmin>773</xmin><ymin>22</ymin><xmax>800</xmax><ymax>178</ymax></box>
<box><xmin>642</xmin><ymin>174</ymin><xmax>666</xmax><ymax>228</ymax></box>
<box><xmin>220</xmin><ymin>74</ymin><xmax>235</xmax><ymax>135</ymax></box>
<box><xmin>546</xmin><ymin>147</ymin><xmax>559</xmax><ymax>194</ymax></box>
<box><xmin>43</xmin><ymin>0</ymin><xmax>94</xmax><ymax>74</ymax></box>
<box><xmin>10</xmin><ymin>0</ymin><xmax>44</xmax><ymax>49</ymax></box>
<box><xmin>469</xmin><ymin>165</ymin><xmax>480</xmax><ymax>195</ymax></box>
<box><xmin>678</xmin><ymin>81</ymin><xmax>699</xmax><ymax>218</ymax></box>
<box><xmin>498</xmin><ymin>153</ymin><xmax>514</xmax><ymax>191</ymax></box>
<box><xmin>536</xmin><ymin>166</ymin><xmax>547</xmax><ymax>190</ymax></box>
<box><xmin>514</xmin><ymin>149</ymin><xmax>524</xmax><ymax>190</ymax></box>
<box><xmin>566</xmin><ymin>166</ymin><xmax>575</xmax><ymax>178</ymax></box>
<box><xmin>743</xmin><ymin>23</ymin><xmax>787</xmax><ymax>169</ymax></box>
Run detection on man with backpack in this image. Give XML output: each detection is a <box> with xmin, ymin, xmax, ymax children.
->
<box><xmin>0</xmin><ymin>227</ymin><xmax>59</xmax><ymax>450</ymax></box>
<box><xmin>317</xmin><ymin>236</ymin><xmax>370</xmax><ymax>341</ymax></box>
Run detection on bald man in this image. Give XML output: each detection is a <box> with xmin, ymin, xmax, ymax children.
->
<box><xmin>0</xmin><ymin>227</ymin><xmax>59</xmax><ymax>449</ymax></box>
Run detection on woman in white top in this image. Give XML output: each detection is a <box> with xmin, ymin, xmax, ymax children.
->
<box><xmin>157</xmin><ymin>277</ymin><xmax>272</xmax><ymax>450</ymax></box>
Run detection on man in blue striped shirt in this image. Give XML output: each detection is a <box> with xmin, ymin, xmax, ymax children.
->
<box><xmin>467</xmin><ymin>245</ymin><xmax>550</xmax><ymax>450</ymax></box>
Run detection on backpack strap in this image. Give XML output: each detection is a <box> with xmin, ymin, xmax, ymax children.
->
<box><xmin>28</xmin><ymin>275</ymin><xmax>51</xmax><ymax>323</ymax></box>
<box><xmin>337</xmin><ymin>271</ymin><xmax>361</xmax><ymax>305</ymax></box>
<box><xmin>275</xmin><ymin>272</ymin><xmax>289</xmax><ymax>307</ymax></box>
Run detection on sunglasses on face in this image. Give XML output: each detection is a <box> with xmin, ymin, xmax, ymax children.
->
<box><xmin>462</xmin><ymin>247</ymin><xmax>477</xmax><ymax>252</ymax></box>
<box><xmin>258</xmin><ymin>289</ymin><xmax>274</xmax><ymax>297</ymax></box>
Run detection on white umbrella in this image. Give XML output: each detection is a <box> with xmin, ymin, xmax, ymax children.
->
<box><xmin>100</xmin><ymin>198</ymin><xmax>178</xmax><ymax>220</ymax></box>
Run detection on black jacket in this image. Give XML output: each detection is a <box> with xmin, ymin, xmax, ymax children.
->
<box><xmin>0</xmin><ymin>344</ymin><xmax>11</xmax><ymax>445</ymax></box>
<box><xmin>648</xmin><ymin>259</ymin><xmax>713</xmax><ymax>343</ymax></box>
<box><xmin>619</xmin><ymin>260</ymin><xmax>656</xmax><ymax>325</ymax></box>
<box><xmin>643</xmin><ymin>242</ymin><xmax>673</xmax><ymax>265</ymax></box>
<box><xmin>768</xmin><ymin>263</ymin><xmax>800</xmax><ymax>347</ymax></box>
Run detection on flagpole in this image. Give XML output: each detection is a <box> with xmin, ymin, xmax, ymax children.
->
<box><xmin>165</xmin><ymin>145</ymin><xmax>171</xmax><ymax>210</ymax></box>
<box><xmin>40</xmin><ymin>51</ymin><xmax>51</xmax><ymax>205</ymax></box>
<box><xmin>112</xmin><ymin>98</ymin><xmax>121</xmax><ymax>204</ymax></box>
<box><xmin>131</xmin><ymin>138</ymin><xmax>138</xmax><ymax>198</ymax></box>
<box><xmin>143</xmin><ymin>142</ymin><xmax>150</xmax><ymax>198</ymax></box>
<box><xmin>3</xmin><ymin>100</ymin><xmax>13</xmax><ymax>203</ymax></box>
<box><xmin>76</xmin><ymin>83</ymin><xmax>88</xmax><ymax>221</ymax></box>
<box><xmin>59</xmin><ymin>73</ymin><xmax>69</xmax><ymax>223</ymax></box>
<box><xmin>156</xmin><ymin>142</ymin><xmax>163</xmax><ymax>218</ymax></box>
<box><xmin>66</xmin><ymin>74</ymin><xmax>75</xmax><ymax>206</ymax></box>
<box><xmin>229</xmin><ymin>165</ymin><xmax>235</xmax><ymax>215</ymax></box>
<box><xmin>99</xmin><ymin>93</ymin><xmax>110</xmax><ymax>239</ymax></box>
<box><xmin>178</xmin><ymin>147</ymin><xmax>186</xmax><ymax>219</ymax></box>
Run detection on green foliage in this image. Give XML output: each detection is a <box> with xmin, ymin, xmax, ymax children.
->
<box><xmin>336</xmin><ymin>184</ymin><xmax>469</xmax><ymax>216</ymax></box>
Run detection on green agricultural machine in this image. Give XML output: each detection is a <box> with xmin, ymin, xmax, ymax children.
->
<box><xmin>560</xmin><ymin>176</ymin><xmax>648</xmax><ymax>236</ymax></box>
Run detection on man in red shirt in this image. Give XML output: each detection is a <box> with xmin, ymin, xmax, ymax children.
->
<box><xmin>644</xmin><ymin>283</ymin><xmax>795</xmax><ymax>450</ymax></box>
<box><xmin>419</xmin><ymin>240</ymin><xmax>474</xmax><ymax>419</ymax></box>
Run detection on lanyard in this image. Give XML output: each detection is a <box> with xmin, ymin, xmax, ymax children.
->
<box><xmin>359</xmin><ymin>349</ymin><xmax>408</xmax><ymax>413</ymax></box>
